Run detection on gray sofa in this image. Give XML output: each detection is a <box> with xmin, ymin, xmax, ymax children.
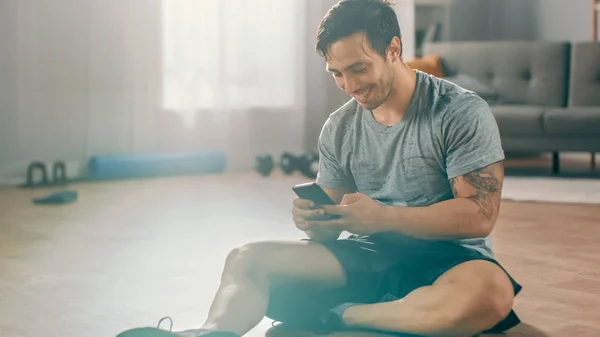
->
<box><xmin>423</xmin><ymin>41</ymin><xmax>600</xmax><ymax>173</ymax></box>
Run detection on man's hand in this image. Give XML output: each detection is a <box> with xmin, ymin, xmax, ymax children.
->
<box><xmin>292</xmin><ymin>198</ymin><xmax>327</xmax><ymax>231</ymax></box>
<box><xmin>292</xmin><ymin>198</ymin><xmax>341</xmax><ymax>241</ymax></box>
<box><xmin>308</xmin><ymin>193</ymin><xmax>385</xmax><ymax>236</ymax></box>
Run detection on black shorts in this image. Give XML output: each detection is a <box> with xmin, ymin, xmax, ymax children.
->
<box><xmin>265</xmin><ymin>235</ymin><xmax>522</xmax><ymax>335</ymax></box>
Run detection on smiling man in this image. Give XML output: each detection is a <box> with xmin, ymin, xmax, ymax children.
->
<box><xmin>117</xmin><ymin>1</ymin><xmax>522</xmax><ymax>337</ymax></box>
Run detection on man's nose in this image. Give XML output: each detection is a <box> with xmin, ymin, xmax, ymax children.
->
<box><xmin>341</xmin><ymin>77</ymin><xmax>359</xmax><ymax>94</ymax></box>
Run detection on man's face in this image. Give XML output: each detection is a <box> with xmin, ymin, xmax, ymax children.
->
<box><xmin>325</xmin><ymin>33</ymin><xmax>396</xmax><ymax>110</ymax></box>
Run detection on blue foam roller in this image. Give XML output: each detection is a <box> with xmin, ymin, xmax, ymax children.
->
<box><xmin>87</xmin><ymin>150</ymin><xmax>227</xmax><ymax>180</ymax></box>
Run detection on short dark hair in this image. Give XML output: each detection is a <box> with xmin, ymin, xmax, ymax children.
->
<box><xmin>316</xmin><ymin>0</ymin><xmax>402</xmax><ymax>60</ymax></box>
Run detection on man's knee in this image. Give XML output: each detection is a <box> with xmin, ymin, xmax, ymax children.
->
<box><xmin>221</xmin><ymin>240</ymin><xmax>346</xmax><ymax>288</ymax></box>
<box><xmin>223</xmin><ymin>241</ymin><xmax>311</xmax><ymax>281</ymax></box>
<box><xmin>451</xmin><ymin>263</ymin><xmax>515</xmax><ymax>334</ymax></box>
<box><xmin>222</xmin><ymin>241</ymin><xmax>275</xmax><ymax>281</ymax></box>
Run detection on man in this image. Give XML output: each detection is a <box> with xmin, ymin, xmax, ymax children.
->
<box><xmin>118</xmin><ymin>0</ymin><xmax>522</xmax><ymax>336</ymax></box>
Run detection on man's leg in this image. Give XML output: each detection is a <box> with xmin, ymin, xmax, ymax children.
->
<box><xmin>197</xmin><ymin>240</ymin><xmax>347</xmax><ymax>336</ymax></box>
<box><xmin>339</xmin><ymin>260</ymin><xmax>516</xmax><ymax>337</ymax></box>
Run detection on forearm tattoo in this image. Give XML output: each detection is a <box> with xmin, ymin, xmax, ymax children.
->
<box><xmin>450</xmin><ymin>168</ymin><xmax>500</xmax><ymax>220</ymax></box>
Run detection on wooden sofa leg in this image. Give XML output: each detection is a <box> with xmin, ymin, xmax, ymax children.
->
<box><xmin>592</xmin><ymin>152</ymin><xmax>597</xmax><ymax>173</ymax></box>
<box><xmin>552</xmin><ymin>152</ymin><xmax>560</xmax><ymax>175</ymax></box>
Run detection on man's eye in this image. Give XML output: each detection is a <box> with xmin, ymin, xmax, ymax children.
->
<box><xmin>353</xmin><ymin>67</ymin><xmax>366</xmax><ymax>73</ymax></box>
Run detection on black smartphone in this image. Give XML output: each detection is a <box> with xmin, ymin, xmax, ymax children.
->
<box><xmin>292</xmin><ymin>182</ymin><xmax>341</xmax><ymax>220</ymax></box>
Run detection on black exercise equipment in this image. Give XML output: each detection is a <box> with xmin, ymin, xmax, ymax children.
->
<box><xmin>255</xmin><ymin>155</ymin><xmax>275</xmax><ymax>176</ymax></box>
<box><xmin>22</xmin><ymin>160</ymin><xmax>71</xmax><ymax>188</ymax></box>
<box><xmin>280</xmin><ymin>152</ymin><xmax>299</xmax><ymax>175</ymax></box>
<box><xmin>298</xmin><ymin>152</ymin><xmax>319</xmax><ymax>179</ymax></box>
<box><xmin>25</xmin><ymin>161</ymin><xmax>49</xmax><ymax>187</ymax></box>
<box><xmin>254</xmin><ymin>152</ymin><xmax>319</xmax><ymax>179</ymax></box>
<box><xmin>53</xmin><ymin>161</ymin><xmax>67</xmax><ymax>183</ymax></box>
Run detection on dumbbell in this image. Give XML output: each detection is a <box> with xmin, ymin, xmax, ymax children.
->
<box><xmin>254</xmin><ymin>152</ymin><xmax>319</xmax><ymax>178</ymax></box>
<box><xmin>297</xmin><ymin>152</ymin><xmax>319</xmax><ymax>179</ymax></box>
<box><xmin>254</xmin><ymin>155</ymin><xmax>275</xmax><ymax>177</ymax></box>
<box><xmin>26</xmin><ymin>161</ymin><xmax>49</xmax><ymax>187</ymax></box>
<box><xmin>280</xmin><ymin>152</ymin><xmax>319</xmax><ymax>178</ymax></box>
<box><xmin>279</xmin><ymin>152</ymin><xmax>298</xmax><ymax>175</ymax></box>
<box><xmin>23</xmin><ymin>160</ymin><xmax>69</xmax><ymax>187</ymax></box>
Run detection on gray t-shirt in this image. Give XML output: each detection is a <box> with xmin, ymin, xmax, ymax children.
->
<box><xmin>315</xmin><ymin>70</ymin><xmax>504</xmax><ymax>258</ymax></box>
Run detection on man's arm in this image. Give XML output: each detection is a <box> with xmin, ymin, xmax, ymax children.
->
<box><xmin>449</xmin><ymin>161</ymin><xmax>503</xmax><ymax>223</ymax></box>
<box><xmin>304</xmin><ymin>116</ymin><xmax>354</xmax><ymax>242</ymax></box>
<box><xmin>377</xmin><ymin>161</ymin><xmax>503</xmax><ymax>240</ymax></box>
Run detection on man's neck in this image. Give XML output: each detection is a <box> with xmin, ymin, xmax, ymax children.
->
<box><xmin>372</xmin><ymin>65</ymin><xmax>417</xmax><ymax>126</ymax></box>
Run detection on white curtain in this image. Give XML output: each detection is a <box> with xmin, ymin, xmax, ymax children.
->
<box><xmin>162</xmin><ymin>0</ymin><xmax>305</xmax><ymax>127</ymax></box>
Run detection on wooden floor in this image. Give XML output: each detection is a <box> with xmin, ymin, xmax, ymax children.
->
<box><xmin>0</xmin><ymin>171</ymin><xmax>599</xmax><ymax>337</ymax></box>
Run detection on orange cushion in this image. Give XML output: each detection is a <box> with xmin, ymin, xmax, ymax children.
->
<box><xmin>405</xmin><ymin>54</ymin><xmax>444</xmax><ymax>78</ymax></box>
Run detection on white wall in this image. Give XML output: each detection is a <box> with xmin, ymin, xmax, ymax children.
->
<box><xmin>396</xmin><ymin>0</ymin><xmax>417</xmax><ymax>60</ymax></box>
<box><xmin>434</xmin><ymin>0</ymin><xmax>592</xmax><ymax>42</ymax></box>
<box><xmin>489</xmin><ymin>0</ymin><xmax>538</xmax><ymax>40</ymax></box>
<box><xmin>448</xmin><ymin>0</ymin><xmax>493</xmax><ymax>41</ymax></box>
<box><xmin>487</xmin><ymin>0</ymin><xmax>592</xmax><ymax>42</ymax></box>
<box><xmin>534</xmin><ymin>0</ymin><xmax>592</xmax><ymax>42</ymax></box>
<box><xmin>0</xmin><ymin>0</ymin><xmax>307</xmax><ymax>185</ymax></box>
<box><xmin>0</xmin><ymin>0</ymin><xmax>161</xmax><ymax>184</ymax></box>
<box><xmin>0</xmin><ymin>0</ymin><xmax>19</xmax><ymax>184</ymax></box>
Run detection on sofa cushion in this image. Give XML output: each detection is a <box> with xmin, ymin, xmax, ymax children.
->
<box><xmin>423</xmin><ymin>41</ymin><xmax>570</xmax><ymax>107</ymax></box>
<box><xmin>491</xmin><ymin>106</ymin><xmax>544</xmax><ymax>136</ymax></box>
<box><xmin>569</xmin><ymin>42</ymin><xmax>600</xmax><ymax>106</ymax></box>
<box><xmin>543</xmin><ymin>108</ymin><xmax>600</xmax><ymax>136</ymax></box>
<box><xmin>443</xmin><ymin>74</ymin><xmax>498</xmax><ymax>102</ymax></box>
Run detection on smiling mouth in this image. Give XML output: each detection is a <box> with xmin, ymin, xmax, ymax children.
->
<box><xmin>354</xmin><ymin>86</ymin><xmax>372</xmax><ymax>101</ymax></box>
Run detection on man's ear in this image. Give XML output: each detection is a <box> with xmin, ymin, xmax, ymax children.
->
<box><xmin>387</xmin><ymin>36</ymin><xmax>402</xmax><ymax>62</ymax></box>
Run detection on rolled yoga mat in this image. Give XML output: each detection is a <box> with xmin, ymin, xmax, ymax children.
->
<box><xmin>87</xmin><ymin>150</ymin><xmax>227</xmax><ymax>180</ymax></box>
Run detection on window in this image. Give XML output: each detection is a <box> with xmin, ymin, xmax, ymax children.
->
<box><xmin>162</xmin><ymin>0</ymin><xmax>304</xmax><ymax>114</ymax></box>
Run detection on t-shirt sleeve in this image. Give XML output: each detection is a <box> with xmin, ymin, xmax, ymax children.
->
<box><xmin>315</xmin><ymin>118</ymin><xmax>349</xmax><ymax>190</ymax></box>
<box><xmin>444</xmin><ymin>95</ymin><xmax>505</xmax><ymax>179</ymax></box>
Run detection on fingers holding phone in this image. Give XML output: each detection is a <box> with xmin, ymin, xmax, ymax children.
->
<box><xmin>292</xmin><ymin>182</ymin><xmax>343</xmax><ymax>232</ymax></box>
<box><xmin>292</xmin><ymin>197</ymin><xmax>326</xmax><ymax>231</ymax></box>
